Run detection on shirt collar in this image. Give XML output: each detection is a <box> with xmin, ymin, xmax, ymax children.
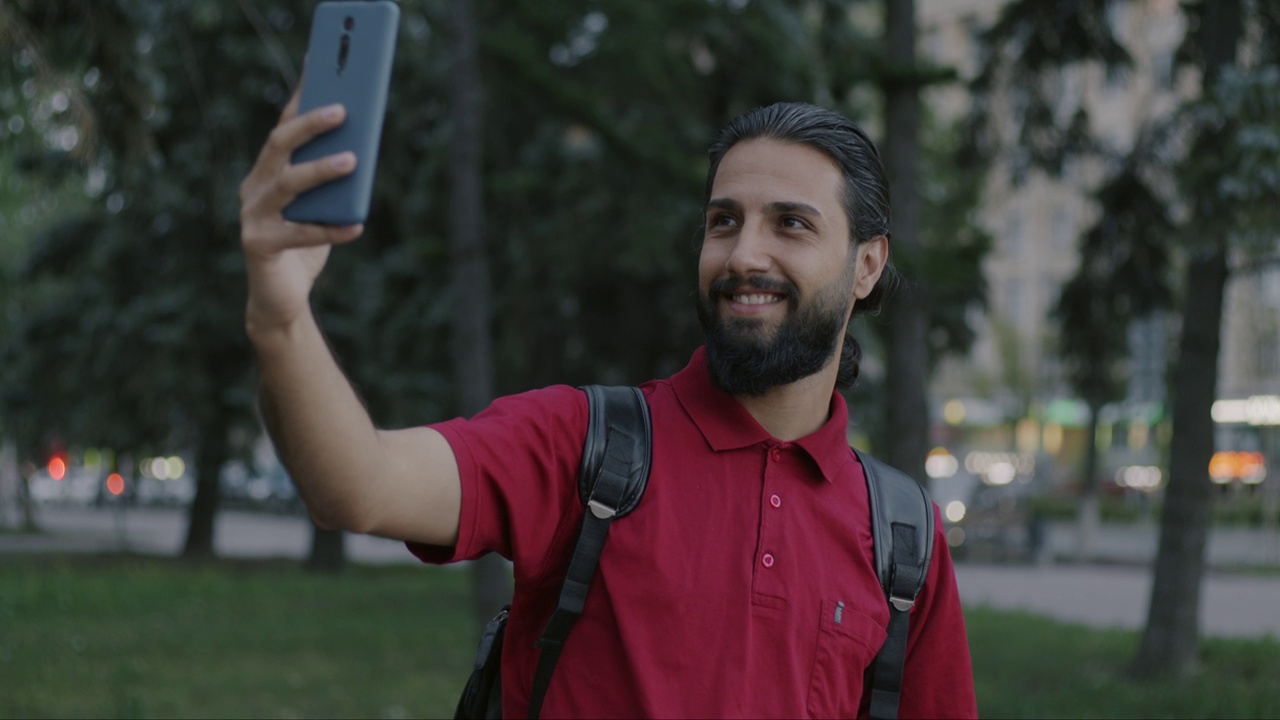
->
<box><xmin>671</xmin><ymin>346</ymin><xmax>856</xmax><ymax>484</ymax></box>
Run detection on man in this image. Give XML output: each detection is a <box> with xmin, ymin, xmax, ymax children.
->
<box><xmin>240</xmin><ymin>97</ymin><xmax>977</xmax><ymax>718</ymax></box>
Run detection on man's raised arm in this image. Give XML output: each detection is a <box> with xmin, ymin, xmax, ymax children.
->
<box><xmin>238</xmin><ymin>92</ymin><xmax>461</xmax><ymax>547</ymax></box>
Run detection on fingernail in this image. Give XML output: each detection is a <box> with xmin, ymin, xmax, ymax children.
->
<box><xmin>330</xmin><ymin>152</ymin><xmax>355</xmax><ymax>168</ymax></box>
<box><xmin>322</xmin><ymin>104</ymin><xmax>343</xmax><ymax>120</ymax></box>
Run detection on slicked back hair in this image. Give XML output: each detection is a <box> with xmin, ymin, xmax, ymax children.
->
<box><xmin>703</xmin><ymin>102</ymin><xmax>895</xmax><ymax>389</ymax></box>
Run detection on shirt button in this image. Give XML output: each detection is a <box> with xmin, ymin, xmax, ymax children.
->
<box><xmin>770</xmin><ymin>494</ymin><xmax>782</xmax><ymax>508</ymax></box>
<box><xmin>762</xmin><ymin>553</ymin><xmax>775</xmax><ymax>568</ymax></box>
<box><xmin>769</xmin><ymin>448</ymin><xmax>781</xmax><ymax>461</ymax></box>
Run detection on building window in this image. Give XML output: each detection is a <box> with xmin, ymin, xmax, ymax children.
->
<box><xmin>1004</xmin><ymin>208</ymin><xmax>1025</xmax><ymax>260</ymax></box>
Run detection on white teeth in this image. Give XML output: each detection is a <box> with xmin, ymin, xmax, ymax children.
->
<box><xmin>733</xmin><ymin>294</ymin><xmax>780</xmax><ymax>305</ymax></box>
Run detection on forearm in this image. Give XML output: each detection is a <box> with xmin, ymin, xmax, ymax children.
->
<box><xmin>238</xmin><ymin>96</ymin><xmax>461</xmax><ymax>546</ymax></box>
<box><xmin>250</xmin><ymin>309</ymin><xmax>385</xmax><ymax>533</ymax></box>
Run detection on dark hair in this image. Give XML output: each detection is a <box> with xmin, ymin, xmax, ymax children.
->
<box><xmin>704</xmin><ymin>102</ymin><xmax>896</xmax><ymax>388</ymax></box>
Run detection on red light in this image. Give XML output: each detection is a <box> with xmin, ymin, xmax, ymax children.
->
<box><xmin>49</xmin><ymin>457</ymin><xmax>67</xmax><ymax>481</ymax></box>
<box><xmin>107</xmin><ymin>473</ymin><xmax>125</xmax><ymax>495</ymax></box>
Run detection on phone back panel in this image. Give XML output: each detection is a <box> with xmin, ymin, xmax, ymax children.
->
<box><xmin>283</xmin><ymin>0</ymin><xmax>399</xmax><ymax>226</ymax></box>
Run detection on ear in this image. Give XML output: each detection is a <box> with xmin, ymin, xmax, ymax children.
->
<box><xmin>851</xmin><ymin>235</ymin><xmax>889</xmax><ymax>300</ymax></box>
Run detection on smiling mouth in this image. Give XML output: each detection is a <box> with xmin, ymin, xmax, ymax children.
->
<box><xmin>730</xmin><ymin>293</ymin><xmax>784</xmax><ymax>306</ymax></box>
<box><xmin>709</xmin><ymin>275</ymin><xmax>797</xmax><ymax>313</ymax></box>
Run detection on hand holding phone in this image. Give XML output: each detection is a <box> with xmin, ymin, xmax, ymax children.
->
<box><xmin>283</xmin><ymin>0</ymin><xmax>400</xmax><ymax>226</ymax></box>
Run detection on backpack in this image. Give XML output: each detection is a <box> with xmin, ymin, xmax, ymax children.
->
<box><xmin>455</xmin><ymin>385</ymin><xmax>935</xmax><ymax>720</ymax></box>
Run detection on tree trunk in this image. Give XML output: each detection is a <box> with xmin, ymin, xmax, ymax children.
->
<box><xmin>17</xmin><ymin>471</ymin><xmax>38</xmax><ymax>532</ymax></box>
<box><xmin>450</xmin><ymin>0</ymin><xmax>512</xmax><ymax>626</ymax></box>
<box><xmin>306</xmin><ymin>523</ymin><xmax>347</xmax><ymax>573</ymax></box>
<box><xmin>1075</xmin><ymin>403</ymin><xmax>1102</xmax><ymax>562</ymax></box>
<box><xmin>9</xmin><ymin>427</ymin><xmax>40</xmax><ymax>530</ymax></box>
<box><xmin>1130</xmin><ymin>0</ymin><xmax>1240</xmax><ymax>679</ymax></box>
<box><xmin>0</xmin><ymin>438</ymin><xmax>37</xmax><ymax>531</ymax></box>
<box><xmin>1</xmin><ymin>438</ymin><xmax>14</xmax><ymax>527</ymax></box>
<box><xmin>1130</xmin><ymin>247</ymin><xmax>1227</xmax><ymax>677</ymax></box>
<box><xmin>182</xmin><ymin>412</ymin><xmax>228</xmax><ymax>560</ymax></box>
<box><xmin>879</xmin><ymin>0</ymin><xmax>930</xmax><ymax>486</ymax></box>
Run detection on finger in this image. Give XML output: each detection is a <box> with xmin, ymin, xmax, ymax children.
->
<box><xmin>256</xmin><ymin>104</ymin><xmax>346</xmax><ymax>174</ymax></box>
<box><xmin>280</xmin><ymin>65</ymin><xmax>307</xmax><ymax>122</ymax></box>
<box><xmin>244</xmin><ymin>220</ymin><xmax>363</xmax><ymax>256</ymax></box>
<box><xmin>277</xmin><ymin>222</ymin><xmax>365</xmax><ymax>249</ymax></box>
<box><xmin>265</xmin><ymin>151</ymin><xmax>358</xmax><ymax>207</ymax></box>
<box><xmin>280</xmin><ymin>85</ymin><xmax>302</xmax><ymax>123</ymax></box>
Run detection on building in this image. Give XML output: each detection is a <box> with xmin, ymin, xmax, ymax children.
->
<box><xmin>915</xmin><ymin>0</ymin><xmax>1278</xmax><ymax>506</ymax></box>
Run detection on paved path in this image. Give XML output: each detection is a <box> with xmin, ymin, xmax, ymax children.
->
<box><xmin>954</xmin><ymin>563</ymin><xmax>1280</xmax><ymax>640</ymax></box>
<box><xmin>0</xmin><ymin>505</ymin><xmax>413</xmax><ymax>564</ymax></box>
<box><xmin>5</xmin><ymin>505</ymin><xmax>1279</xmax><ymax>640</ymax></box>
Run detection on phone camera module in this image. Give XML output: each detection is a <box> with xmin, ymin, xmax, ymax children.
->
<box><xmin>344</xmin><ymin>16</ymin><xmax>355</xmax><ymax>30</ymax></box>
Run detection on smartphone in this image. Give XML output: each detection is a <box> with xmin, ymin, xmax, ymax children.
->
<box><xmin>283</xmin><ymin>0</ymin><xmax>400</xmax><ymax>226</ymax></box>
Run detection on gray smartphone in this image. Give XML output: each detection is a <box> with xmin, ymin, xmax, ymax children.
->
<box><xmin>283</xmin><ymin>0</ymin><xmax>400</xmax><ymax>226</ymax></box>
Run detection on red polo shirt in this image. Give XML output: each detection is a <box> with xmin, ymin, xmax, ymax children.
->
<box><xmin>411</xmin><ymin>348</ymin><xmax>976</xmax><ymax>719</ymax></box>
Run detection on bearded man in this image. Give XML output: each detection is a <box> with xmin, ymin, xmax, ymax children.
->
<box><xmin>239</xmin><ymin>98</ymin><xmax>977</xmax><ymax>719</ymax></box>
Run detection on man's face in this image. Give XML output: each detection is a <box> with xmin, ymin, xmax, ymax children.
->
<box><xmin>697</xmin><ymin>138</ymin><xmax>880</xmax><ymax>396</ymax></box>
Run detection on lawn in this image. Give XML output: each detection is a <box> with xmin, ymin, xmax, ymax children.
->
<box><xmin>1</xmin><ymin>556</ymin><xmax>475</xmax><ymax>719</ymax></box>
<box><xmin>2</xmin><ymin>555</ymin><xmax>1278</xmax><ymax>719</ymax></box>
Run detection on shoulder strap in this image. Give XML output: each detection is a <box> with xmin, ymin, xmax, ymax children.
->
<box><xmin>855</xmin><ymin>449</ymin><xmax>935</xmax><ymax>720</ymax></box>
<box><xmin>528</xmin><ymin>385</ymin><xmax>652</xmax><ymax>719</ymax></box>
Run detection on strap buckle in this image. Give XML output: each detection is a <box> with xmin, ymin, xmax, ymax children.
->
<box><xmin>889</xmin><ymin>594</ymin><xmax>915</xmax><ymax>612</ymax></box>
<box><xmin>587</xmin><ymin>498</ymin><xmax>618</xmax><ymax>519</ymax></box>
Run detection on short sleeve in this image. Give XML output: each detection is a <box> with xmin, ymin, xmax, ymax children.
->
<box><xmin>405</xmin><ymin>385</ymin><xmax>589</xmax><ymax>583</ymax></box>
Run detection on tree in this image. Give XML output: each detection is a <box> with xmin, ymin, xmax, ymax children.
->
<box><xmin>961</xmin><ymin>0</ymin><xmax>1141</xmax><ymax>559</ymax></box>
<box><xmin>1053</xmin><ymin>155</ymin><xmax>1174</xmax><ymax>561</ymax></box>
<box><xmin>448</xmin><ymin>0</ymin><xmax>511</xmax><ymax>626</ymax></box>
<box><xmin>2</xmin><ymin>0</ymin><xmax>992</xmax><ymax>578</ymax></box>
<box><xmin>1134</xmin><ymin>0</ymin><xmax>1280</xmax><ymax>678</ymax></box>
<box><xmin>963</xmin><ymin>0</ymin><xmax>1280</xmax><ymax>677</ymax></box>
<box><xmin>878</xmin><ymin>0</ymin><xmax>931</xmax><ymax>485</ymax></box>
<box><xmin>0</xmin><ymin>0</ymin><xmax>281</xmax><ymax>560</ymax></box>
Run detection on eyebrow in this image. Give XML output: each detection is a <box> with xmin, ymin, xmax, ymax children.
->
<box><xmin>765</xmin><ymin>200</ymin><xmax>823</xmax><ymax>218</ymax></box>
<box><xmin>704</xmin><ymin>197</ymin><xmax>824</xmax><ymax>219</ymax></box>
<box><xmin>706</xmin><ymin>198</ymin><xmax>741</xmax><ymax>214</ymax></box>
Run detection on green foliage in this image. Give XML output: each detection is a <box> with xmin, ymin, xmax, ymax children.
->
<box><xmin>917</xmin><ymin>115</ymin><xmax>992</xmax><ymax>368</ymax></box>
<box><xmin>0</xmin><ymin>0</ymin><xmax>310</xmax><ymax>461</ymax></box>
<box><xmin>0</xmin><ymin>0</ymin><xmax>993</xmax><ymax>549</ymax></box>
<box><xmin>965</xmin><ymin>0</ymin><xmax>1132</xmax><ymax>181</ymax></box>
<box><xmin>1053</xmin><ymin>153</ymin><xmax>1175</xmax><ymax>410</ymax></box>
<box><xmin>1026</xmin><ymin>494</ymin><xmax>1151</xmax><ymax>523</ymax></box>
<box><xmin>1179</xmin><ymin>64</ymin><xmax>1280</xmax><ymax>251</ymax></box>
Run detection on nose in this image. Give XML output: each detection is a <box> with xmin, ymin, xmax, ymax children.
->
<box><xmin>723</xmin><ymin>221</ymin><xmax>772</xmax><ymax>277</ymax></box>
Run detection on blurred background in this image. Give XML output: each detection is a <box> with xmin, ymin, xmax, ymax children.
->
<box><xmin>2</xmin><ymin>0</ymin><xmax>1279</xmax><ymax>717</ymax></box>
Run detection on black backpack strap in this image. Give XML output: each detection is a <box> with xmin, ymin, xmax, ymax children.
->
<box><xmin>856</xmin><ymin>449</ymin><xmax>934</xmax><ymax>720</ymax></box>
<box><xmin>527</xmin><ymin>385</ymin><xmax>652</xmax><ymax>719</ymax></box>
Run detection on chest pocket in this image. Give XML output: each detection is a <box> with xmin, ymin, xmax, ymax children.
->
<box><xmin>807</xmin><ymin>598</ymin><xmax>887</xmax><ymax>719</ymax></box>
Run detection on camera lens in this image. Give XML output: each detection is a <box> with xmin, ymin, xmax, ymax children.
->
<box><xmin>344</xmin><ymin>16</ymin><xmax>355</xmax><ymax>30</ymax></box>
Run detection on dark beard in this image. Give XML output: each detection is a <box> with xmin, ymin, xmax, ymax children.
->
<box><xmin>696</xmin><ymin>274</ymin><xmax>850</xmax><ymax>397</ymax></box>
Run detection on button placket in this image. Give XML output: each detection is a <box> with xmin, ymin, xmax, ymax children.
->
<box><xmin>757</xmin><ymin>444</ymin><xmax>785</xmax><ymax>583</ymax></box>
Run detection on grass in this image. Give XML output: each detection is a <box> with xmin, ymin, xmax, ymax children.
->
<box><xmin>2</xmin><ymin>555</ymin><xmax>1279</xmax><ymax>719</ymax></box>
<box><xmin>965</xmin><ymin>606</ymin><xmax>1280</xmax><ymax>719</ymax></box>
<box><xmin>0</xmin><ymin>555</ymin><xmax>475</xmax><ymax>719</ymax></box>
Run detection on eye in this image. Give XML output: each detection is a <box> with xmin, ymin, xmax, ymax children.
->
<box><xmin>780</xmin><ymin>215</ymin><xmax>810</xmax><ymax>230</ymax></box>
<box><xmin>706</xmin><ymin>212</ymin><xmax>738</xmax><ymax>230</ymax></box>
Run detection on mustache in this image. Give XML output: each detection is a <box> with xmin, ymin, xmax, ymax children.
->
<box><xmin>708</xmin><ymin>275</ymin><xmax>799</xmax><ymax>303</ymax></box>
